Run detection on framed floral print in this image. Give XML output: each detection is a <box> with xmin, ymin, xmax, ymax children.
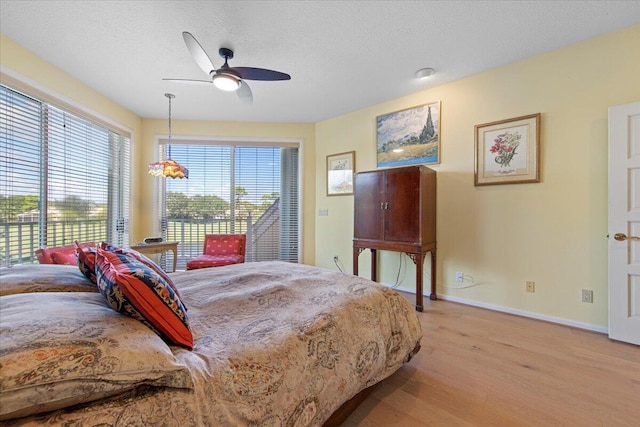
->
<box><xmin>474</xmin><ymin>113</ymin><xmax>541</xmax><ymax>186</ymax></box>
<box><xmin>327</xmin><ymin>151</ymin><xmax>355</xmax><ymax>196</ymax></box>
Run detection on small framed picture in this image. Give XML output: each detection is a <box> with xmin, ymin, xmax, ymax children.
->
<box><xmin>327</xmin><ymin>151</ymin><xmax>355</xmax><ymax>196</ymax></box>
<box><xmin>474</xmin><ymin>113</ymin><xmax>541</xmax><ymax>186</ymax></box>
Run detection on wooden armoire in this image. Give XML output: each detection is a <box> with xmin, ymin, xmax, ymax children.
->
<box><xmin>353</xmin><ymin>165</ymin><xmax>437</xmax><ymax>311</ymax></box>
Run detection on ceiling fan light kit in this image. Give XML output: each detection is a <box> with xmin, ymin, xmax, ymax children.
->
<box><xmin>213</xmin><ymin>72</ymin><xmax>241</xmax><ymax>91</ymax></box>
<box><xmin>163</xmin><ymin>32</ymin><xmax>291</xmax><ymax>104</ymax></box>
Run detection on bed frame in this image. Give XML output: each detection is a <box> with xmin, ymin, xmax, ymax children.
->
<box><xmin>323</xmin><ymin>385</ymin><xmax>377</xmax><ymax>426</ymax></box>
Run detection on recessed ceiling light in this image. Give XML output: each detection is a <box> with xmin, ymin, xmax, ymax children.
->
<box><xmin>415</xmin><ymin>68</ymin><xmax>434</xmax><ymax>79</ymax></box>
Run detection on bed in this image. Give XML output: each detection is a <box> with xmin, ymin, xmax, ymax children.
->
<box><xmin>0</xmin><ymin>258</ymin><xmax>422</xmax><ymax>426</ymax></box>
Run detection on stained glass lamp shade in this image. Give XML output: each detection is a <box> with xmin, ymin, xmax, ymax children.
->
<box><xmin>148</xmin><ymin>93</ymin><xmax>188</xmax><ymax>179</ymax></box>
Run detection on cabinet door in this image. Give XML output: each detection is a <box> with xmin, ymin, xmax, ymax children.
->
<box><xmin>384</xmin><ymin>167</ymin><xmax>420</xmax><ymax>242</ymax></box>
<box><xmin>354</xmin><ymin>171</ymin><xmax>384</xmax><ymax>240</ymax></box>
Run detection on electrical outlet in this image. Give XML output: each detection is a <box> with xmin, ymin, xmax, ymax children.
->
<box><xmin>526</xmin><ymin>281</ymin><xmax>535</xmax><ymax>293</ymax></box>
<box><xmin>333</xmin><ymin>255</ymin><xmax>339</xmax><ymax>263</ymax></box>
<box><xmin>456</xmin><ymin>272</ymin><xmax>464</xmax><ymax>283</ymax></box>
<box><xmin>581</xmin><ymin>289</ymin><xmax>593</xmax><ymax>303</ymax></box>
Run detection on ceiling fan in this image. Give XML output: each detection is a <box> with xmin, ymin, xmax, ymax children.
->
<box><xmin>163</xmin><ymin>32</ymin><xmax>291</xmax><ymax>104</ymax></box>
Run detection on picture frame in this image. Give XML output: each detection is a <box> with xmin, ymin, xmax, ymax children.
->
<box><xmin>376</xmin><ymin>101</ymin><xmax>440</xmax><ymax>168</ymax></box>
<box><xmin>474</xmin><ymin>113</ymin><xmax>541</xmax><ymax>186</ymax></box>
<box><xmin>326</xmin><ymin>151</ymin><xmax>355</xmax><ymax>196</ymax></box>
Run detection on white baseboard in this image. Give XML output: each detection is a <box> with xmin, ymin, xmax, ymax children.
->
<box><xmin>386</xmin><ymin>284</ymin><xmax>609</xmax><ymax>334</ymax></box>
<box><xmin>439</xmin><ymin>294</ymin><xmax>608</xmax><ymax>334</ymax></box>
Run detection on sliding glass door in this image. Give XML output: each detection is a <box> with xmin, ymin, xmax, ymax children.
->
<box><xmin>156</xmin><ymin>141</ymin><xmax>299</xmax><ymax>270</ymax></box>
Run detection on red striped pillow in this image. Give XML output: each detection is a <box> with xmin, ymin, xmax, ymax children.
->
<box><xmin>75</xmin><ymin>241</ymin><xmax>97</xmax><ymax>284</ymax></box>
<box><xmin>95</xmin><ymin>247</ymin><xmax>193</xmax><ymax>349</ymax></box>
<box><xmin>100</xmin><ymin>242</ymin><xmax>184</xmax><ymax>301</ymax></box>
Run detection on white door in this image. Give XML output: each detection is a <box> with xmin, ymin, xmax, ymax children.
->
<box><xmin>609</xmin><ymin>101</ymin><xmax>640</xmax><ymax>345</ymax></box>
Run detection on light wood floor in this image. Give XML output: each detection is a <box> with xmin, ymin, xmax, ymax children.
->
<box><xmin>342</xmin><ymin>297</ymin><xmax>640</xmax><ymax>426</ymax></box>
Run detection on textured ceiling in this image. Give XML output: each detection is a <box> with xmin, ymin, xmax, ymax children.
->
<box><xmin>1</xmin><ymin>1</ymin><xmax>639</xmax><ymax>123</ymax></box>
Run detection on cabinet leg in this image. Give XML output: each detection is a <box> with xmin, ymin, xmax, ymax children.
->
<box><xmin>370</xmin><ymin>249</ymin><xmax>377</xmax><ymax>282</ymax></box>
<box><xmin>429</xmin><ymin>250</ymin><xmax>437</xmax><ymax>300</ymax></box>
<box><xmin>415</xmin><ymin>252</ymin><xmax>424</xmax><ymax>312</ymax></box>
<box><xmin>353</xmin><ymin>248</ymin><xmax>359</xmax><ymax>276</ymax></box>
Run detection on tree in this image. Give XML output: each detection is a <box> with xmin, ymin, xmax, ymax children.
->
<box><xmin>260</xmin><ymin>192</ymin><xmax>280</xmax><ymax>210</ymax></box>
<box><xmin>166</xmin><ymin>192</ymin><xmax>192</xmax><ymax>219</ymax></box>
<box><xmin>234</xmin><ymin>186</ymin><xmax>248</xmax><ymax>204</ymax></box>
<box><xmin>0</xmin><ymin>195</ymin><xmax>39</xmax><ymax>221</ymax></box>
<box><xmin>419</xmin><ymin>105</ymin><xmax>436</xmax><ymax>143</ymax></box>
<box><xmin>191</xmin><ymin>194</ymin><xmax>228</xmax><ymax>219</ymax></box>
<box><xmin>166</xmin><ymin>192</ymin><xmax>230</xmax><ymax>219</ymax></box>
<box><xmin>55</xmin><ymin>195</ymin><xmax>94</xmax><ymax>220</ymax></box>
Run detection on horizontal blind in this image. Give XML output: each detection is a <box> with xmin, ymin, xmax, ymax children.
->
<box><xmin>109</xmin><ymin>132</ymin><xmax>130</xmax><ymax>246</ymax></box>
<box><xmin>0</xmin><ymin>87</ymin><xmax>42</xmax><ymax>264</ymax></box>
<box><xmin>236</xmin><ymin>146</ymin><xmax>283</xmax><ymax>262</ymax></box>
<box><xmin>0</xmin><ymin>84</ymin><xmax>130</xmax><ymax>266</ymax></box>
<box><xmin>160</xmin><ymin>143</ymin><xmax>299</xmax><ymax>269</ymax></box>
<box><xmin>279</xmin><ymin>147</ymin><xmax>299</xmax><ymax>262</ymax></box>
<box><xmin>46</xmin><ymin>105</ymin><xmax>111</xmax><ymax>246</ymax></box>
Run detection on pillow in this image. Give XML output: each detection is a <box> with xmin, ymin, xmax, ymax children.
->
<box><xmin>0</xmin><ymin>292</ymin><xmax>193</xmax><ymax>421</ymax></box>
<box><xmin>99</xmin><ymin>242</ymin><xmax>184</xmax><ymax>300</ymax></box>
<box><xmin>75</xmin><ymin>241</ymin><xmax>98</xmax><ymax>284</ymax></box>
<box><xmin>0</xmin><ymin>264</ymin><xmax>97</xmax><ymax>296</ymax></box>
<box><xmin>95</xmin><ymin>247</ymin><xmax>193</xmax><ymax>349</ymax></box>
<box><xmin>50</xmin><ymin>251</ymin><xmax>77</xmax><ymax>265</ymax></box>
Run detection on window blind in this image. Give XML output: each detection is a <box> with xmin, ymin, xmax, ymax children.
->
<box><xmin>0</xmin><ymin>84</ymin><xmax>130</xmax><ymax>266</ymax></box>
<box><xmin>158</xmin><ymin>142</ymin><xmax>299</xmax><ymax>269</ymax></box>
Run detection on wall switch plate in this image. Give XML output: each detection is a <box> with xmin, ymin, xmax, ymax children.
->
<box><xmin>581</xmin><ymin>289</ymin><xmax>593</xmax><ymax>303</ymax></box>
<box><xmin>318</xmin><ymin>209</ymin><xmax>328</xmax><ymax>216</ymax></box>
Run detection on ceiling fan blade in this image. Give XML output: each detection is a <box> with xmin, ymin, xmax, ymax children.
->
<box><xmin>237</xmin><ymin>81</ymin><xmax>253</xmax><ymax>104</ymax></box>
<box><xmin>163</xmin><ymin>78</ymin><xmax>213</xmax><ymax>85</ymax></box>
<box><xmin>233</xmin><ymin>67</ymin><xmax>291</xmax><ymax>81</ymax></box>
<box><xmin>182</xmin><ymin>32</ymin><xmax>216</xmax><ymax>76</ymax></box>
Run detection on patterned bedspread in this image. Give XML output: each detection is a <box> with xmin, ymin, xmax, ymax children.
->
<box><xmin>4</xmin><ymin>261</ymin><xmax>422</xmax><ymax>426</ymax></box>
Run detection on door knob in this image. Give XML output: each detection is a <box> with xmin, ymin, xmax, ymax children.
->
<box><xmin>614</xmin><ymin>233</ymin><xmax>640</xmax><ymax>241</ymax></box>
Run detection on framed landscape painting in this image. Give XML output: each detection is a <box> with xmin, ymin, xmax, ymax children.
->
<box><xmin>327</xmin><ymin>151</ymin><xmax>355</xmax><ymax>196</ymax></box>
<box><xmin>474</xmin><ymin>113</ymin><xmax>541</xmax><ymax>186</ymax></box>
<box><xmin>376</xmin><ymin>101</ymin><xmax>440</xmax><ymax>168</ymax></box>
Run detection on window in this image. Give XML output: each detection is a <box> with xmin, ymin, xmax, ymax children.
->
<box><xmin>156</xmin><ymin>141</ymin><xmax>299</xmax><ymax>269</ymax></box>
<box><xmin>0</xmin><ymin>84</ymin><xmax>130</xmax><ymax>266</ymax></box>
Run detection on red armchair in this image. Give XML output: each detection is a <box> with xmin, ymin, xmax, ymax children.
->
<box><xmin>186</xmin><ymin>234</ymin><xmax>246</xmax><ymax>271</ymax></box>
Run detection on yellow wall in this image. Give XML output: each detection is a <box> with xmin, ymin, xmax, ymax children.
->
<box><xmin>138</xmin><ymin>119</ymin><xmax>316</xmax><ymax>264</ymax></box>
<box><xmin>4</xmin><ymin>25</ymin><xmax>640</xmax><ymax>328</ymax></box>
<box><xmin>0</xmin><ymin>34</ymin><xmax>316</xmax><ymax>264</ymax></box>
<box><xmin>315</xmin><ymin>25</ymin><xmax>640</xmax><ymax>328</ymax></box>
<box><xmin>0</xmin><ymin>34</ymin><xmax>143</xmax><ymax>234</ymax></box>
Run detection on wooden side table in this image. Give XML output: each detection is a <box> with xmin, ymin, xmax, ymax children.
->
<box><xmin>130</xmin><ymin>241</ymin><xmax>179</xmax><ymax>272</ymax></box>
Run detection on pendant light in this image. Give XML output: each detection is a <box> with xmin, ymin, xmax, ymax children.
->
<box><xmin>148</xmin><ymin>93</ymin><xmax>189</xmax><ymax>179</ymax></box>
